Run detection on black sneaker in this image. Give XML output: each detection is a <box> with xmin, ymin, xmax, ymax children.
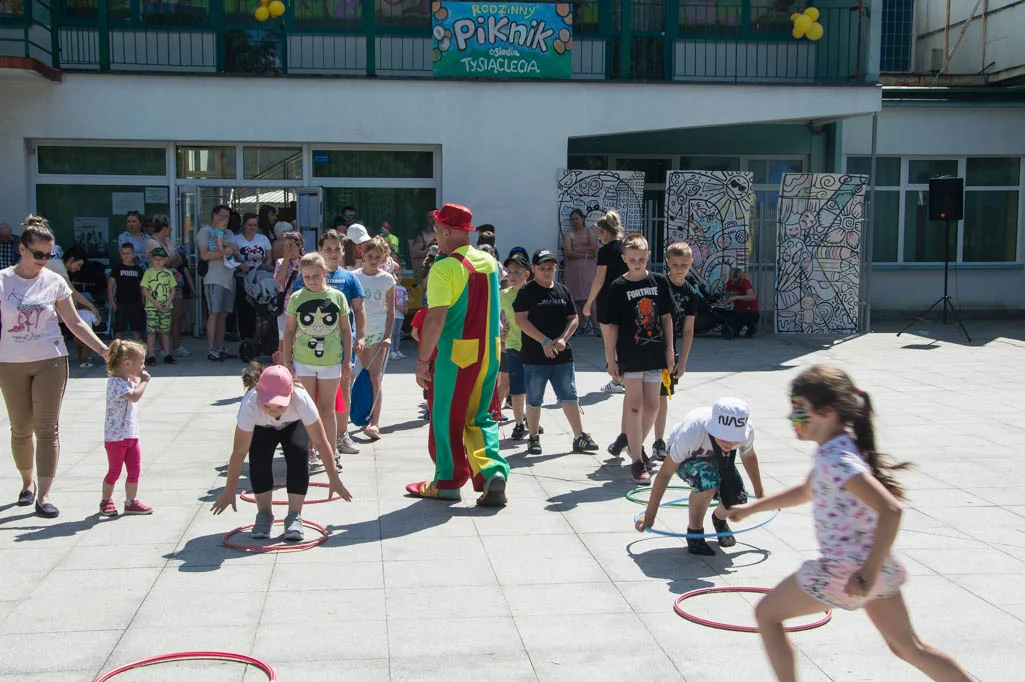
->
<box><xmin>630</xmin><ymin>459</ymin><xmax>650</xmax><ymax>485</ymax></box>
<box><xmin>164</xmin><ymin>354</ymin><xmax>177</xmax><ymax>365</ymax></box>
<box><xmin>607</xmin><ymin>432</ymin><xmax>628</xmax><ymax>457</ymax></box>
<box><xmin>510</xmin><ymin>422</ymin><xmax>528</xmax><ymax>440</ymax></box>
<box><xmin>652</xmin><ymin>439</ymin><xmax>668</xmax><ymax>461</ymax></box>
<box><xmin>145</xmin><ymin>355</ymin><xmax>157</xmax><ymax>367</ymax></box>
<box><xmin>527</xmin><ymin>435</ymin><xmax>542</xmax><ymax>455</ymax></box>
<box><xmin>686</xmin><ymin>529</ymin><xmax>716</xmax><ymax>556</ymax></box>
<box><xmin>572</xmin><ymin>432</ymin><xmax>599</xmax><ymax>452</ymax></box>
<box><xmin>712</xmin><ymin>515</ymin><xmax>736</xmax><ymax>548</ymax></box>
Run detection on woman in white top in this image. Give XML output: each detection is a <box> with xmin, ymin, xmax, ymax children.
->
<box><xmin>0</xmin><ymin>216</ymin><xmax>109</xmax><ymax>518</ymax></box>
<box><xmin>211</xmin><ymin>364</ymin><xmax>351</xmax><ymax>541</ymax></box>
<box><xmin>233</xmin><ymin>213</ymin><xmax>274</xmax><ymax>343</ymax></box>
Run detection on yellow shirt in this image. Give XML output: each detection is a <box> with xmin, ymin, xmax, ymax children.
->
<box><xmin>426</xmin><ymin>244</ymin><xmax>498</xmax><ymax>308</ymax></box>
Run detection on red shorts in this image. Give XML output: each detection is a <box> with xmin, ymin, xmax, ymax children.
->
<box><xmin>335</xmin><ymin>383</ymin><xmax>347</xmax><ymax>413</ymax></box>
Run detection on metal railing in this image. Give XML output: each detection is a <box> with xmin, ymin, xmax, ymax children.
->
<box><xmin>0</xmin><ymin>0</ymin><xmax>58</xmax><ymax>69</ymax></box>
<box><xmin>45</xmin><ymin>0</ymin><xmax>870</xmax><ymax>84</ymax></box>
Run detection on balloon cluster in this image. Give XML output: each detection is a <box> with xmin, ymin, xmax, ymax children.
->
<box><xmin>791</xmin><ymin>7</ymin><xmax>823</xmax><ymax>41</ymax></box>
<box><xmin>254</xmin><ymin>0</ymin><xmax>285</xmax><ymax>22</ymax></box>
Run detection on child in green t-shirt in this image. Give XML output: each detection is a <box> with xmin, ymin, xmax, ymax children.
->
<box><xmin>499</xmin><ymin>253</ymin><xmax>531</xmax><ymax>439</ymax></box>
<box><xmin>140</xmin><ymin>247</ymin><xmax>177</xmax><ymax>367</ymax></box>
<box><xmin>283</xmin><ymin>252</ymin><xmax>352</xmax><ymax>457</ymax></box>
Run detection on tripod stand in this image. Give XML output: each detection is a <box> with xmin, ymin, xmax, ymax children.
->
<box><xmin>897</xmin><ymin>218</ymin><xmax>971</xmax><ymax>342</ymax></box>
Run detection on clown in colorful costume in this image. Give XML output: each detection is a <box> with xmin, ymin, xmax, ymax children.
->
<box><xmin>407</xmin><ymin>204</ymin><xmax>510</xmax><ymax>506</ymax></box>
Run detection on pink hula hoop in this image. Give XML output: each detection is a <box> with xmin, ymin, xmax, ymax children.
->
<box><xmin>239</xmin><ymin>481</ymin><xmax>337</xmax><ymax>505</ymax></box>
<box><xmin>94</xmin><ymin>651</ymin><xmax>275</xmax><ymax>681</ymax></box>
<box><xmin>222</xmin><ymin>518</ymin><xmax>329</xmax><ymax>552</ymax></box>
<box><xmin>674</xmin><ymin>586</ymin><xmax>832</xmax><ymax>633</ymax></box>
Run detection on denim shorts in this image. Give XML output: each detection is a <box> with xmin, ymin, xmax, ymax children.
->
<box><xmin>503</xmin><ymin>349</ymin><xmax>525</xmax><ymax>396</ymax></box>
<box><xmin>523</xmin><ymin>361</ymin><xmax>577</xmax><ymax>408</ymax></box>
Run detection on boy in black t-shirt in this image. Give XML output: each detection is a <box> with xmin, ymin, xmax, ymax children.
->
<box><xmin>107</xmin><ymin>243</ymin><xmax>146</xmax><ymax>341</ymax></box>
<box><xmin>512</xmin><ymin>250</ymin><xmax>600</xmax><ymax>456</ymax></box>
<box><xmin>652</xmin><ymin>242</ymin><xmax>698</xmax><ymax>460</ymax></box>
<box><xmin>603</xmin><ymin>234</ymin><xmax>677</xmax><ymax>484</ymax></box>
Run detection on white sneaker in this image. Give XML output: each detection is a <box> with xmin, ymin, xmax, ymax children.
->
<box><xmin>173</xmin><ymin>346</ymin><xmax>191</xmax><ymax>357</ymax></box>
<box><xmin>389</xmin><ymin>352</ymin><xmax>401</xmax><ymax>360</ymax></box>
<box><xmin>601</xmin><ymin>380</ymin><xmax>626</xmax><ymax>394</ymax></box>
<box><xmin>337</xmin><ymin>433</ymin><xmax>359</xmax><ymax>454</ymax></box>
<box><xmin>395</xmin><ymin>350</ymin><xmax>406</xmax><ymax>359</ymax></box>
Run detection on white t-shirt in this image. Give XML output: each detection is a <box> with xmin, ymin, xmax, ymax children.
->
<box><xmin>236</xmin><ymin>385</ymin><xmax>319</xmax><ymax>431</ymax></box>
<box><xmin>105</xmin><ymin>376</ymin><xmax>139</xmax><ymax>442</ymax></box>
<box><xmin>0</xmin><ymin>266</ymin><xmax>73</xmax><ymax>362</ymax></box>
<box><xmin>45</xmin><ymin>258</ymin><xmax>71</xmax><ymax>283</ymax></box>
<box><xmin>354</xmin><ymin>269</ymin><xmax>395</xmax><ymax>342</ymax></box>
<box><xmin>233</xmin><ymin>233</ymin><xmax>272</xmax><ymax>270</ymax></box>
<box><xmin>667</xmin><ymin>406</ymin><xmax>755</xmax><ymax>463</ymax></box>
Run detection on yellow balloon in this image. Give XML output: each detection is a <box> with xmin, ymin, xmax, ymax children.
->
<box><xmin>805</xmin><ymin>7</ymin><xmax>820</xmax><ymax>22</ymax></box>
<box><xmin>254</xmin><ymin>5</ymin><xmax>269</xmax><ymax>20</ymax></box>
<box><xmin>807</xmin><ymin>22</ymin><xmax>824</xmax><ymax>41</ymax></box>
<box><xmin>790</xmin><ymin>12</ymin><xmax>800</xmax><ymax>22</ymax></box>
<box><xmin>794</xmin><ymin>14</ymin><xmax>812</xmax><ymax>33</ymax></box>
<box><xmin>268</xmin><ymin>0</ymin><xmax>285</xmax><ymax>17</ymax></box>
<box><xmin>260</xmin><ymin>0</ymin><xmax>269</xmax><ymax>5</ymax></box>
<box><xmin>792</xmin><ymin>25</ymin><xmax>805</xmax><ymax>39</ymax></box>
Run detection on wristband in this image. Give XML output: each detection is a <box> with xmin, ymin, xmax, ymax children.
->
<box><xmin>542</xmin><ymin>337</ymin><xmax>552</xmax><ymax>346</ymax></box>
<box><xmin>417</xmin><ymin>360</ymin><xmax>430</xmax><ymax>365</ymax></box>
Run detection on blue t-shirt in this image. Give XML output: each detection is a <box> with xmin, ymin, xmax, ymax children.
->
<box><xmin>294</xmin><ymin>266</ymin><xmax>365</xmax><ymax>334</ymax></box>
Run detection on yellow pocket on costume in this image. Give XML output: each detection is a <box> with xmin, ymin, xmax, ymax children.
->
<box><xmin>450</xmin><ymin>338</ymin><xmax>479</xmax><ymax>369</ymax></box>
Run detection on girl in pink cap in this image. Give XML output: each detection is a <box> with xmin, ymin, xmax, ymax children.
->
<box><xmin>728</xmin><ymin>365</ymin><xmax>971</xmax><ymax>682</ymax></box>
<box><xmin>211</xmin><ymin>364</ymin><xmax>352</xmax><ymax>541</ymax></box>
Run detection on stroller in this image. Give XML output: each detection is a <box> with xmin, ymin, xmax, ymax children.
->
<box><xmin>238</xmin><ymin>265</ymin><xmax>281</xmax><ymax>362</ymax></box>
<box><xmin>686</xmin><ymin>272</ymin><xmax>737</xmax><ymax>339</ymax></box>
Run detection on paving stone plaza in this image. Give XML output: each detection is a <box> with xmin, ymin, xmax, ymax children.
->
<box><xmin>1</xmin><ymin>322</ymin><xmax>1024</xmax><ymax>681</ymax></box>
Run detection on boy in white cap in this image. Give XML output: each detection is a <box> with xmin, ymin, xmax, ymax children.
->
<box><xmin>636</xmin><ymin>397</ymin><xmax>765</xmax><ymax>555</ymax></box>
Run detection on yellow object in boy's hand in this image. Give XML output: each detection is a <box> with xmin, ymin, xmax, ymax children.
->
<box><xmin>661</xmin><ymin>369</ymin><xmax>672</xmax><ymax>399</ymax></box>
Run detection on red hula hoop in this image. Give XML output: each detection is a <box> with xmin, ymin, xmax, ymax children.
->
<box><xmin>94</xmin><ymin>651</ymin><xmax>275</xmax><ymax>681</ymax></box>
<box><xmin>239</xmin><ymin>481</ymin><xmax>337</xmax><ymax>505</ymax></box>
<box><xmin>674</xmin><ymin>586</ymin><xmax>832</xmax><ymax>633</ymax></box>
<box><xmin>222</xmin><ymin>518</ymin><xmax>329</xmax><ymax>552</ymax></box>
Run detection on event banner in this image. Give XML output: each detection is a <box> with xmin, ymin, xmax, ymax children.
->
<box><xmin>432</xmin><ymin>2</ymin><xmax>573</xmax><ymax>79</ymax></box>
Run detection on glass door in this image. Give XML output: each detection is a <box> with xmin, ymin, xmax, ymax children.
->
<box><xmin>177</xmin><ymin>185</ymin><xmax>202</xmax><ymax>337</ymax></box>
<box><xmin>296</xmin><ymin>187</ymin><xmax>323</xmax><ymax>254</ymax></box>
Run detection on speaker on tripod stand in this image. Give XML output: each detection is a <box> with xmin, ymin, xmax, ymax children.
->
<box><xmin>897</xmin><ymin>177</ymin><xmax>971</xmax><ymax>341</ymax></box>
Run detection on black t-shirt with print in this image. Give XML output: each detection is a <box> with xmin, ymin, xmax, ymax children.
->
<box><xmin>605</xmin><ymin>272</ymin><xmax>677</xmax><ymax>372</ymax></box>
<box><xmin>512</xmin><ymin>280</ymin><xmax>576</xmax><ymax>365</ymax></box>
<box><xmin>110</xmin><ymin>264</ymin><xmax>145</xmax><ymax>305</ymax></box>
<box><xmin>668</xmin><ymin>277</ymin><xmax>698</xmax><ymax>340</ymax></box>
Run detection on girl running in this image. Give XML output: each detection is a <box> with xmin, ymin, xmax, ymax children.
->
<box><xmin>728</xmin><ymin>365</ymin><xmax>971</xmax><ymax>682</ymax></box>
<box><xmin>101</xmin><ymin>339</ymin><xmax>152</xmax><ymax>517</ymax></box>
<box><xmin>353</xmin><ymin>237</ymin><xmax>395</xmax><ymax>441</ymax></box>
<box><xmin>211</xmin><ymin>364</ymin><xmax>352</xmax><ymax>541</ymax></box>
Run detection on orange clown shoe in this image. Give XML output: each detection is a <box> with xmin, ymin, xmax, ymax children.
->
<box><xmin>405</xmin><ymin>481</ymin><xmax>461</xmax><ymax>501</ymax></box>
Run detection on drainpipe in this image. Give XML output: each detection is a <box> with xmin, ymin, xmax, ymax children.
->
<box><xmin>863</xmin><ymin>112</ymin><xmax>879</xmax><ymax>333</ymax></box>
<box><xmin>943</xmin><ymin>0</ymin><xmax>951</xmax><ymax>74</ymax></box>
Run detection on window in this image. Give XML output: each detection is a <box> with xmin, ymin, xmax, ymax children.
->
<box><xmin>614</xmin><ymin>157</ymin><xmax>671</xmax><ymax>179</ymax></box>
<box><xmin>680</xmin><ymin>156</ymin><xmax>740</xmax><ymax>172</ymax></box>
<box><xmin>1</xmin><ymin>0</ymin><xmax>24</xmax><ymax>17</ymax></box>
<box><xmin>58</xmin><ymin>0</ymin><xmax>209</xmax><ymax>24</ymax></box>
<box><xmin>176</xmin><ymin>146</ymin><xmax>236</xmax><ymax>179</ymax></box>
<box><xmin>567</xmin><ymin>155</ymin><xmax>608</xmax><ymax>170</ymax></box>
<box><xmin>312</xmin><ymin>150</ymin><xmax>433</xmax><ymax>179</ymax></box>
<box><xmin>35</xmin><ymin>184</ymin><xmax>171</xmax><ymax>260</ymax></box>
<box><xmin>749</xmin><ymin>158</ymin><xmax>804</xmax><ymax>185</ymax></box>
<box><xmin>847</xmin><ymin>155</ymin><xmax>1022</xmax><ymax>264</ymax></box>
<box><xmin>38</xmin><ymin>146</ymin><xmax>166</xmax><ymax>176</ymax></box>
<box><xmin>679</xmin><ymin>0</ymin><xmax>742</xmax><ymax>37</ymax></box>
<box><xmin>376</xmin><ymin>0</ymin><xmax>429</xmax><ymax>29</ymax></box>
<box><xmin>243</xmin><ymin>146</ymin><xmax>301</xmax><ymax>180</ymax></box>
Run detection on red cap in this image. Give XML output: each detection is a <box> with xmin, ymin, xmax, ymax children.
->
<box><xmin>434</xmin><ymin>203</ymin><xmax>474</xmax><ymax>232</ymax></box>
<box><xmin>256</xmin><ymin>365</ymin><xmax>293</xmax><ymax>407</ymax></box>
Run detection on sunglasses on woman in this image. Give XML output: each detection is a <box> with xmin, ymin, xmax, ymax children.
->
<box><xmin>30</xmin><ymin>250</ymin><xmax>58</xmax><ymax>260</ymax></box>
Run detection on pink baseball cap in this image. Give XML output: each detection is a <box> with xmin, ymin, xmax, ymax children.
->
<box><xmin>257</xmin><ymin>365</ymin><xmax>293</xmax><ymax>407</ymax></box>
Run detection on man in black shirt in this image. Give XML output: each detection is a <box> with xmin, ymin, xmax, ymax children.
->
<box><xmin>603</xmin><ymin>234</ymin><xmax>676</xmax><ymax>484</ymax></box>
<box><xmin>653</xmin><ymin>242</ymin><xmax>698</xmax><ymax>460</ymax></box>
<box><xmin>513</xmin><ymin>249</ymin><xmax>599</xmax><ymax>456</ymax></box>
<box><xmin>107</xmin><ymin>242</ymin><xmax>146</xmax><ymax>341</ymax></box>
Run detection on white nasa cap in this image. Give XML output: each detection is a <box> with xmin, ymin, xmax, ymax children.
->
<box><xmin>706</xmin><ymin>397</ymin><xmax>751</xmax><ymax>443</ymax></box>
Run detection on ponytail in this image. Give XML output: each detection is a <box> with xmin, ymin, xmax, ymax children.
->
<box><xmin>850</xmin><ymin>390</ymin><xmax>913</xmax><ymax>501</ymax></box>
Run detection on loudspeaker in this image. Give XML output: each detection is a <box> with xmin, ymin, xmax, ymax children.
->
<box><xmin>928</xmin><ymin>177</ymin><xmax>964</xmax><ymax>221</ymax></box>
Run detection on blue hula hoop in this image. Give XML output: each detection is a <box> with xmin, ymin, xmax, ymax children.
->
<box><xmin>634</xmin><ymin>506</ymin><xmax>780</xmax><ymax>540</ymax></box>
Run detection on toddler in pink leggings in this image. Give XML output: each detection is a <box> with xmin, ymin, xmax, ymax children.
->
<box><xmin>101</xmin><ymin>339</ymin><xmax>153</xmax><ymax>517</ymax></box>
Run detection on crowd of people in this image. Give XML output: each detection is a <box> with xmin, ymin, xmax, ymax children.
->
<box><xmin>0</xmin><ymin>205</ymin><xmax>976</xmax><ymax>682</ymax></box>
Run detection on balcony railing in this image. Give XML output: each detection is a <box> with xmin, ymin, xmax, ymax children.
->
<box><xmin>0</xmin><ymin>0</ymin><xmax>59</xmax><ymax>74</ymax></box>
<box><xmin>37</xmin><ymin>0</ymin><xmax>870</xmax><ymax>84</ymax></box>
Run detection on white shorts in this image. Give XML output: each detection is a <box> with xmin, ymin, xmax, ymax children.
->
<box><xmin>622</xmin><ymin>369</ymin><xmax>663</xmax><ymax>383</ymax></box>
<box><xmin>292</xmin><ymin>360</ymin><xmax>341</xmax><ymax>380</ymax></box>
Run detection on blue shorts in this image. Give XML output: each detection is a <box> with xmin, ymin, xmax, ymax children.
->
<box><xmin>503</xmin><ymin>349</ymin><xmax>525</xmax><ymax>396</ymax></box>
<box><xmin>523</xmin><ymin>361</ymin><xmax>578</xmax><ymax>408</ymax></box>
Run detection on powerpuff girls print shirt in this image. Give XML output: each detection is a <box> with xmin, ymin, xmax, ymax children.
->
<box><xmin>285</xmin><ymin>287</ymin><xmax>350</xmax><ymax>366</ymax></box>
